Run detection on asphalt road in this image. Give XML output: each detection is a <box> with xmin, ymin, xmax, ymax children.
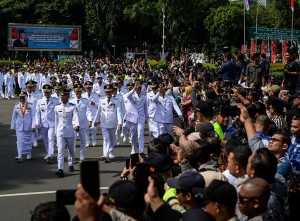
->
<box><xmin>0</xmin><ymin>97</ymin><xmax>149</xmax><ymax>220</ymax></box>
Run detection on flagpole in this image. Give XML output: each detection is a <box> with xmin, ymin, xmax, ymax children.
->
<box><xmin>291</xmin><ymin>8</ymin><xmax>294</xmax><ymax>45</ymax></box>
<box><xmin>244</xmin><ymin>3</ymin><xmax>246</xmax><ymax>54</ymax></box>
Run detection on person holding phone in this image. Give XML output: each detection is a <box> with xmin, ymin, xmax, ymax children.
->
<box><xmin>54</xmin><ymin>89</ymin><xmax>80</xmax><ymax>177</ymax></box>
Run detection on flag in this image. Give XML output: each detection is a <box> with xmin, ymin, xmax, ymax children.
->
<box><xmin>291</xmin><ymin>0</ymin><xmax>295</xmax><ymax>11</ymax></box>
<box><xmin>244</xmin><ymin>0</ymin><xmax>250</xmax><ymax>11</ymax></box>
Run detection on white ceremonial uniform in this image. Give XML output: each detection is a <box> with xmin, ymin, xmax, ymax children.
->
<box><xmin>39</xmin><ymin>74</ymin><xmax>51</xmax><ymax>90</ymax></box>
<box><xmin>93</xmin><ymin>82</ymin><xmax>106</xmax><ymax>97</ymax></box>
<box><xmin>18</xmin><ymin>71</ymin><xmax>27</xmax><ymax>92</ymax></box>
<box><xmin>0</xmin><ymin>71</ymin><xmax>4</xmax><ymax>98</ymax></box>
<box><xmin>117</xmin><ymin>86</ymin><xmax>127</xmax><ymax>96</ymax></box>
<box><xmin>33</xmin><ymin>73</ymin><xmax>42</xmax><ymax>91</ymax></box>
<box><xmin>147</xmin><ymin>91</ymin><xmax>159</xmax><ymax>138</ymax></box>
<box><xmin>54</xmin><ymin>102</ymin><xmax>79</xmax><ymax>171</ymax></box>
<box><xmin>33</xmin><ymin>90</ymin><xmax>43</xmax><ymax>99</ymax></box>
<box><xmin>69</xmin><ymin>97</ymin><xmax>90</xmax><ymax>160</ymax></box>
<box><xmin>113</xmin><ymin>94</ymin><xmax>125</xmax><ymax>145</ymax></box>
<box><xmin>94</xmin><ymin>96</ymin><xmax>122</xmax><ymax>158</ymax></box>
<box><xmin>11</xmin><ymin>101</ymin><xmax>36</xmax><ymax>159</ymax></box>
<box><xmin>27</xmin><ymin>92</ymin><xmax>39</xmax><ymax>146</ymax></box>
<box><xmin>153</xmin><ymin>93</ymin><xmax>183</xmax><ymax>136</ymax></box>
<box><xmin>82</xmin><ymin>92</ymin><xmax>99</xmax><ymax>146</ymax></box>
<box><xmin>124</xmin><ymin>89</ymin><xmax>148</xmax><ymax>154</ymax></box>
<box><xmin>36</xmin><ymin>96</ymin><xmax>59</xmax><ymax>157</ymax></box>
<box><xmin>4</xmin><ymin>72</ymin><xmax>15</xmax><ymax>98</ymax></box>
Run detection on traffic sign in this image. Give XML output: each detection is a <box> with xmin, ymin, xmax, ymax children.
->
<box><xmin>249</xmin><ymin>27</ymin><xmax>300</xmax><ymax>41</ymax></box>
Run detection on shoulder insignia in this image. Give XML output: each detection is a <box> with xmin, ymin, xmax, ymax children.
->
<box><xmin>69</xmin><ymin>103</ymin><xmax>75</xmax><ymax>106</ymax></box>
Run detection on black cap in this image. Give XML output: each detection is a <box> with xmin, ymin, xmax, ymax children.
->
<box><xmin>50</xmin><ymin>76</ymin><xmax>57</xmax><ymax>82</ymax></box>
<box><xmin>126</xmin><ymin>82</ymin><xmax>134</xmax><ymax>89</ymax></box>
<box><xmin>167</xmin><ymin>171</ymin><xmax>205</xmax><ymax>193</ymax></box>
<box><xmin>104</xmin><ymin>84</ymin><xmax>113</xmax><ymax>92</ymax></box>
<box><xmin>195</xmin><ymin>101</ymin><xmax>213</xmax><ymax>117</ymax></box>
<box><xmin>196</xmin><ymin>122</ymin><xmax>214</xmax><ymax>134</ymax></box>
<box><xmin>107</xmin><ymin>180</ymin><xmax>144</xmax><ymax>209</ymax></box>
<box><xmin>84</xmin><ymin>81</ymin><xmax>93</xmax><ymax>88</ymax></box>
<box><xmin>19</xmin><ymin>91</ymin><xmax>27</xmax><ymax>97</ymax></box>
<box><xmin>25</xmin><ymin>80</ymin><xmax>35</xmax><ymax>87</ymax></box>
<box><xmin>42</xmin><ymin>84</ymin><xmax>53</xmax><ymax>92</ymax></box>
<box><xmin>60</xmin><ymin>89</ymin><xmax>71</xmax><ymax>96</ymax></box>
<box><xmin>73</xmin><ymin>84</ymin><xmax>83</xmax><ymax>92</ymax></box>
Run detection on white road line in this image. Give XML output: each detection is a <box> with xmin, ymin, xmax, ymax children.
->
<box><xmin>0</xmin><ymin>187</ymin><xmax>109</xmax><ymax>198</ymax></box>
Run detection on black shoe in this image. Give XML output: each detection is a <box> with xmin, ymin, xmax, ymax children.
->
<box><xmin>69</xmin><ymin>166</ymin><xmax>75</xmax><ymax>172</ymax></box>
<box><xmin>55</xmin><ymin>170</ymin><xmax>64</xmax><ymax>178</ymax></box>
<box><xmin>104</xmin><ymin>158</ymin><xmax>110</xmax><ymax>163</ymax></box>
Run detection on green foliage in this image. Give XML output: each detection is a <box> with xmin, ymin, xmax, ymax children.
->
<box><xmin>59</xmin><ymin>59</ymin><xmax>73</xmax><ymax>67</ymax></box>
<box><xmin>203</xmin><ymin>63</ymin><xmax>217</xmax><ymax>70</ymax></box>
<box><xmin>204</xmin><ymin>3</ymin><xmax>245</xmax><ymax>51</ymax></box>
<box><xmin>147</xmin><ymin>59</ymin><xmax>169</xmax><ymax>70</ymax></box>
<box><xmin>270</xmin><ymin>63</ymin><xmax>284</xmax><ymax>77</ymax></box>
<box><xmin>0</xmin><ymin>60</ymin><xmax>23</xmax><ymax>67</ymax></box>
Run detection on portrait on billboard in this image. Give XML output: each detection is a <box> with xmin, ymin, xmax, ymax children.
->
<box><xmin>8</xmin><ymin>23</ymin><xmax>81</xmax><ymax>51</ymax></box>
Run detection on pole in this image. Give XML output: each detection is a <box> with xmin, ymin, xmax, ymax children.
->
<box><xmin>162</xmin><ymin>7</ymin><xmax>165</xmax><ymax>61</ymax></box>
<box><xmin>291</xmin><ymin>8</ymin><xmax>294</xmax><ymax>45</ymax></box>
<box><xmin>244</xmin><ymin>3</ymin><xmax>246</xmax><ymax>54</ymax></box>
<box><xmin>255</xmin><ymin>4</ymin><xmax>259</xmax><ymax>51</ymax></box>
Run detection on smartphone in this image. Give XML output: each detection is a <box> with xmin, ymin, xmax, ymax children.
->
<box><xmin>56</xmin><ymin>189</ymin><xmax>76</xmax><ymax>206</ymax></box>
<box><xmin>80</xmin><ymin>161</ymin><xmax>100</xmax><ymax>201</ymax></box>
<box><xmin>130</xmin><ymin>153</ymin><xmax>139</xmax><ymax>167</ymax></box>
<box><xmin>135</xmin><ymin>163</ymin><xmax>155</xmax><ymax>193</ymax></box>
<box><xmin>125</xmin><ymin>158</ymin><xmax>130</xmax><ymax>169</ymax></box>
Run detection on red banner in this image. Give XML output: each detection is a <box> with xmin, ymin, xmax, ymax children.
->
<box><xmin>282</xmin><ymin>40</ymin><xmax>288</xmax><ymax>64</ymax></box>
<box><xmin>251</xmin><ymin>39</ymin><xmax>256</xmax><ymax>55</ymax></box>
<box><xmin>261</xmin><ymin>40</ymin><xmax>268</xmax><ymax>54</ymax></box>
<box><xmin>271</xmin><ymin>40</ymin><xmax>277</xmax><ymax>63</ymax></box>
<box><xmin>291</xmin><ymin>0</ymin><xmax>295</xmax><ymax>9</ymax></box>
<box><xmin>241</xmin><ymin>45</ymin><xmax>245</xmax><ymax>54</ymax></box>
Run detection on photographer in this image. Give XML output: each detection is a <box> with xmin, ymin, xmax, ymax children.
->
<box><xmin>216</xmin><ymin>53</ymin><xmax>237</xmax><ymax>82</ymax></box>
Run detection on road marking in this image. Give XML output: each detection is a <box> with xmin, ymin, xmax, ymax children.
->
<box><xmin>0</xmin><ymin>187</ymin><xmax>109</xmax><ymax>198</ymax></box>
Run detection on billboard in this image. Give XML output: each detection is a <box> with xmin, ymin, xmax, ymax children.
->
<box><xmin>8</xmin><ymin>23</ymin><xmax>81</xmax><ymax>51</ymax></box>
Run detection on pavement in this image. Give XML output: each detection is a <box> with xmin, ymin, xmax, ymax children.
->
<box><xmin>0</xmin><ymin>97</ymin><xmax>149</xmax><ymax>220</ymax></box>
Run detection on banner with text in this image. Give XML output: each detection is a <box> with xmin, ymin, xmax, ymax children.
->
<box><xmin>8</xmin><ymin>23</ymin><xmax>81</xmax><ymax>51</ymax></box>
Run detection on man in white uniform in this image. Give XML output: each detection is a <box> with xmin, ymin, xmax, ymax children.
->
<box><xmin>93</xmin><ymin>76</ymin><xmax>106</xmax><ymax>97</ymax></box>
<box><xmin>4</xmin><ymin>70</ymin><xmax>15</xmax><ymax>99</ymax></box>
<box><xmin>153</xmin><ymin>83</ymin><xmax>184</xmax><ymax>136</ymax></box>
<box><xmin>54</xmin><ymin>89</ymin><xmax>80</xmax><ymax>177</ymax></box>
<box><xmin>0</xmin><ymin>68</ymin><xmax>4</xmax><ymax>98</ymax></box>
<box><xmin>82</xmin><ymin>81</ymin><xmax>99</xmax><ymax>147</ymax></box>
<box><xmin>35</xmin><ymin>84</ymin><xmax>59</xmax><ymax>163</ymax></box>
<box><xmin>17</xmin><ymin>68</ymin><xmax>27</xmax><ymax>92</ymax></box>
<box><xmin>112</xmin><ymin>83</ymin><xmax>125</xmax><ymax>145</ymax></box>
<box><xmin>147</xmin><ymin>82</ymin><xmax>159</xmax><ymax>138</ymax></box>
<box><xmin>69</xmin><ymin>84</ymin><xmax>90</xmax><ymax>161</ymax></box>
<box><xmin>124</xmin><ymin>80</ymin><xmax>148</xmax><ymax>154</ymax></box>
<box><xmin>94</xmin><ymin>84</ymin><xmax>122</xmax><ymax>163</ymax></box>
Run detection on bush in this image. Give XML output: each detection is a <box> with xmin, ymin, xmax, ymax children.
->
<box><xmin>0</xmin><ymin>60</ymin><xmax>23</xmax><ymax>68</ymax></box>
<box><xmin>147</xmin><ymin>60</ymin><xmax>169</xmax><ymax>70</ymax></box>
<box><xmin>59</xmin><ymin>59</ymin><xmax>74</xmax><ymax>67</ymax></box>
<box><xmin>270</xmin><ymin>63</ymin><xmax>284</xmax><ymax>77</ymax></box>
<box><xmin>203</xmin><ymin>63</ymin><xmax>217</xmax><ymax>70</ymax></box>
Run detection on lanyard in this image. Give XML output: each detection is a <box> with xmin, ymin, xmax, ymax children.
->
<box><xmin>19</xmin><ymin>102</ymin><xmax>28</xmax><ymax>118</ymax></box>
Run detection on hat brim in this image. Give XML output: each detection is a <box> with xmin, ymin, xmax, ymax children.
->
<box><xmin>166</xmin><ymin>178</ymin><xmax>181</xmax><ymax>189</ymax></box>
<box><xmin>105</xmin><ymin>89</ymin><xmax>113</xmax><ymax>92</ymax></box>
<box><xmin>74</xmin><ymin>89</ymin><xmax>83</xmax><ymax>92</ymax></box>
<box><xmin>43</xmin><ymin>89</ymin><xmax>52</xmax><ymax>93</ymax></box>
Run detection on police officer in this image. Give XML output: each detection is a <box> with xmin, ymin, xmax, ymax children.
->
<box><xmin>124</xmin><ymin>80</ymin><xmax>148</xmax><ymax>154</ymax></box>
<box><xmin>11</xmin><ymin>92</ymin><xmax>36</xmax><ymax>162</ymax></box>
<box><xmin>51</xmin><ymin>82</ymin><xmax>62</xmax><ymax>99</ymax></box>
<box><xmin>147</xmin><ymin>82</ymin><xmax>159</xmax><ymax>138</ymax></box>
<box><xmin>153</xmin><ymin>83</ymin><xmax>184</xmax><ymax>136</ymax></box>
<box><xmin>82</xmin><ymin>81</ymin><xmax>99</xmax><ymax>147</ymax></box>
<box><xmin>69</xmin><ymin>83</ymin><xmax>90</xmax><ymax>161</ymax></box>
<box><xmin>116</xmin><ymin>77</ymin><xmax>127</xmax><ymax>95</ymax></box>
<box><xmin>94</xmin><ymin>84</ymin><xmax>122</xmax><ymax>162</ymax></box>
<box><xmin>35</xmin><ymin>84</ymin><xmax>59</xmax><ymax>163</ymax></box>
<box><xmin>54</xmin><ymin>89</ymin><xmax>80</xmax><ymax>177</ymax></box>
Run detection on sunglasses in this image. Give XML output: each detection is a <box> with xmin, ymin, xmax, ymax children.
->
<box><xmin>269</xmin><ymin>137</ymin><xmax>283</xmax><ymax>143</ymax></box>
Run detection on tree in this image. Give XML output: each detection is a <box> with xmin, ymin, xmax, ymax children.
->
<box><xmin>204</xmin><ymin>3</ymin><xmax>246</xmax><ymax>52</ymax></box>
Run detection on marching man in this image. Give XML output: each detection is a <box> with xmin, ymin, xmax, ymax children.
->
<box><xmin>54</xmin><ymin>89</ymin><xmax>80</xmax><ymax>177</ymax></box>
<box><xmin>35</xmin><ymin>84</ymin><xmax>59</xmax><ymax>163</ymax></box>
<box><xmin>94</xmin><ymin>84</ymin><xmax>122</xmax><ymax>163</ymax></box>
